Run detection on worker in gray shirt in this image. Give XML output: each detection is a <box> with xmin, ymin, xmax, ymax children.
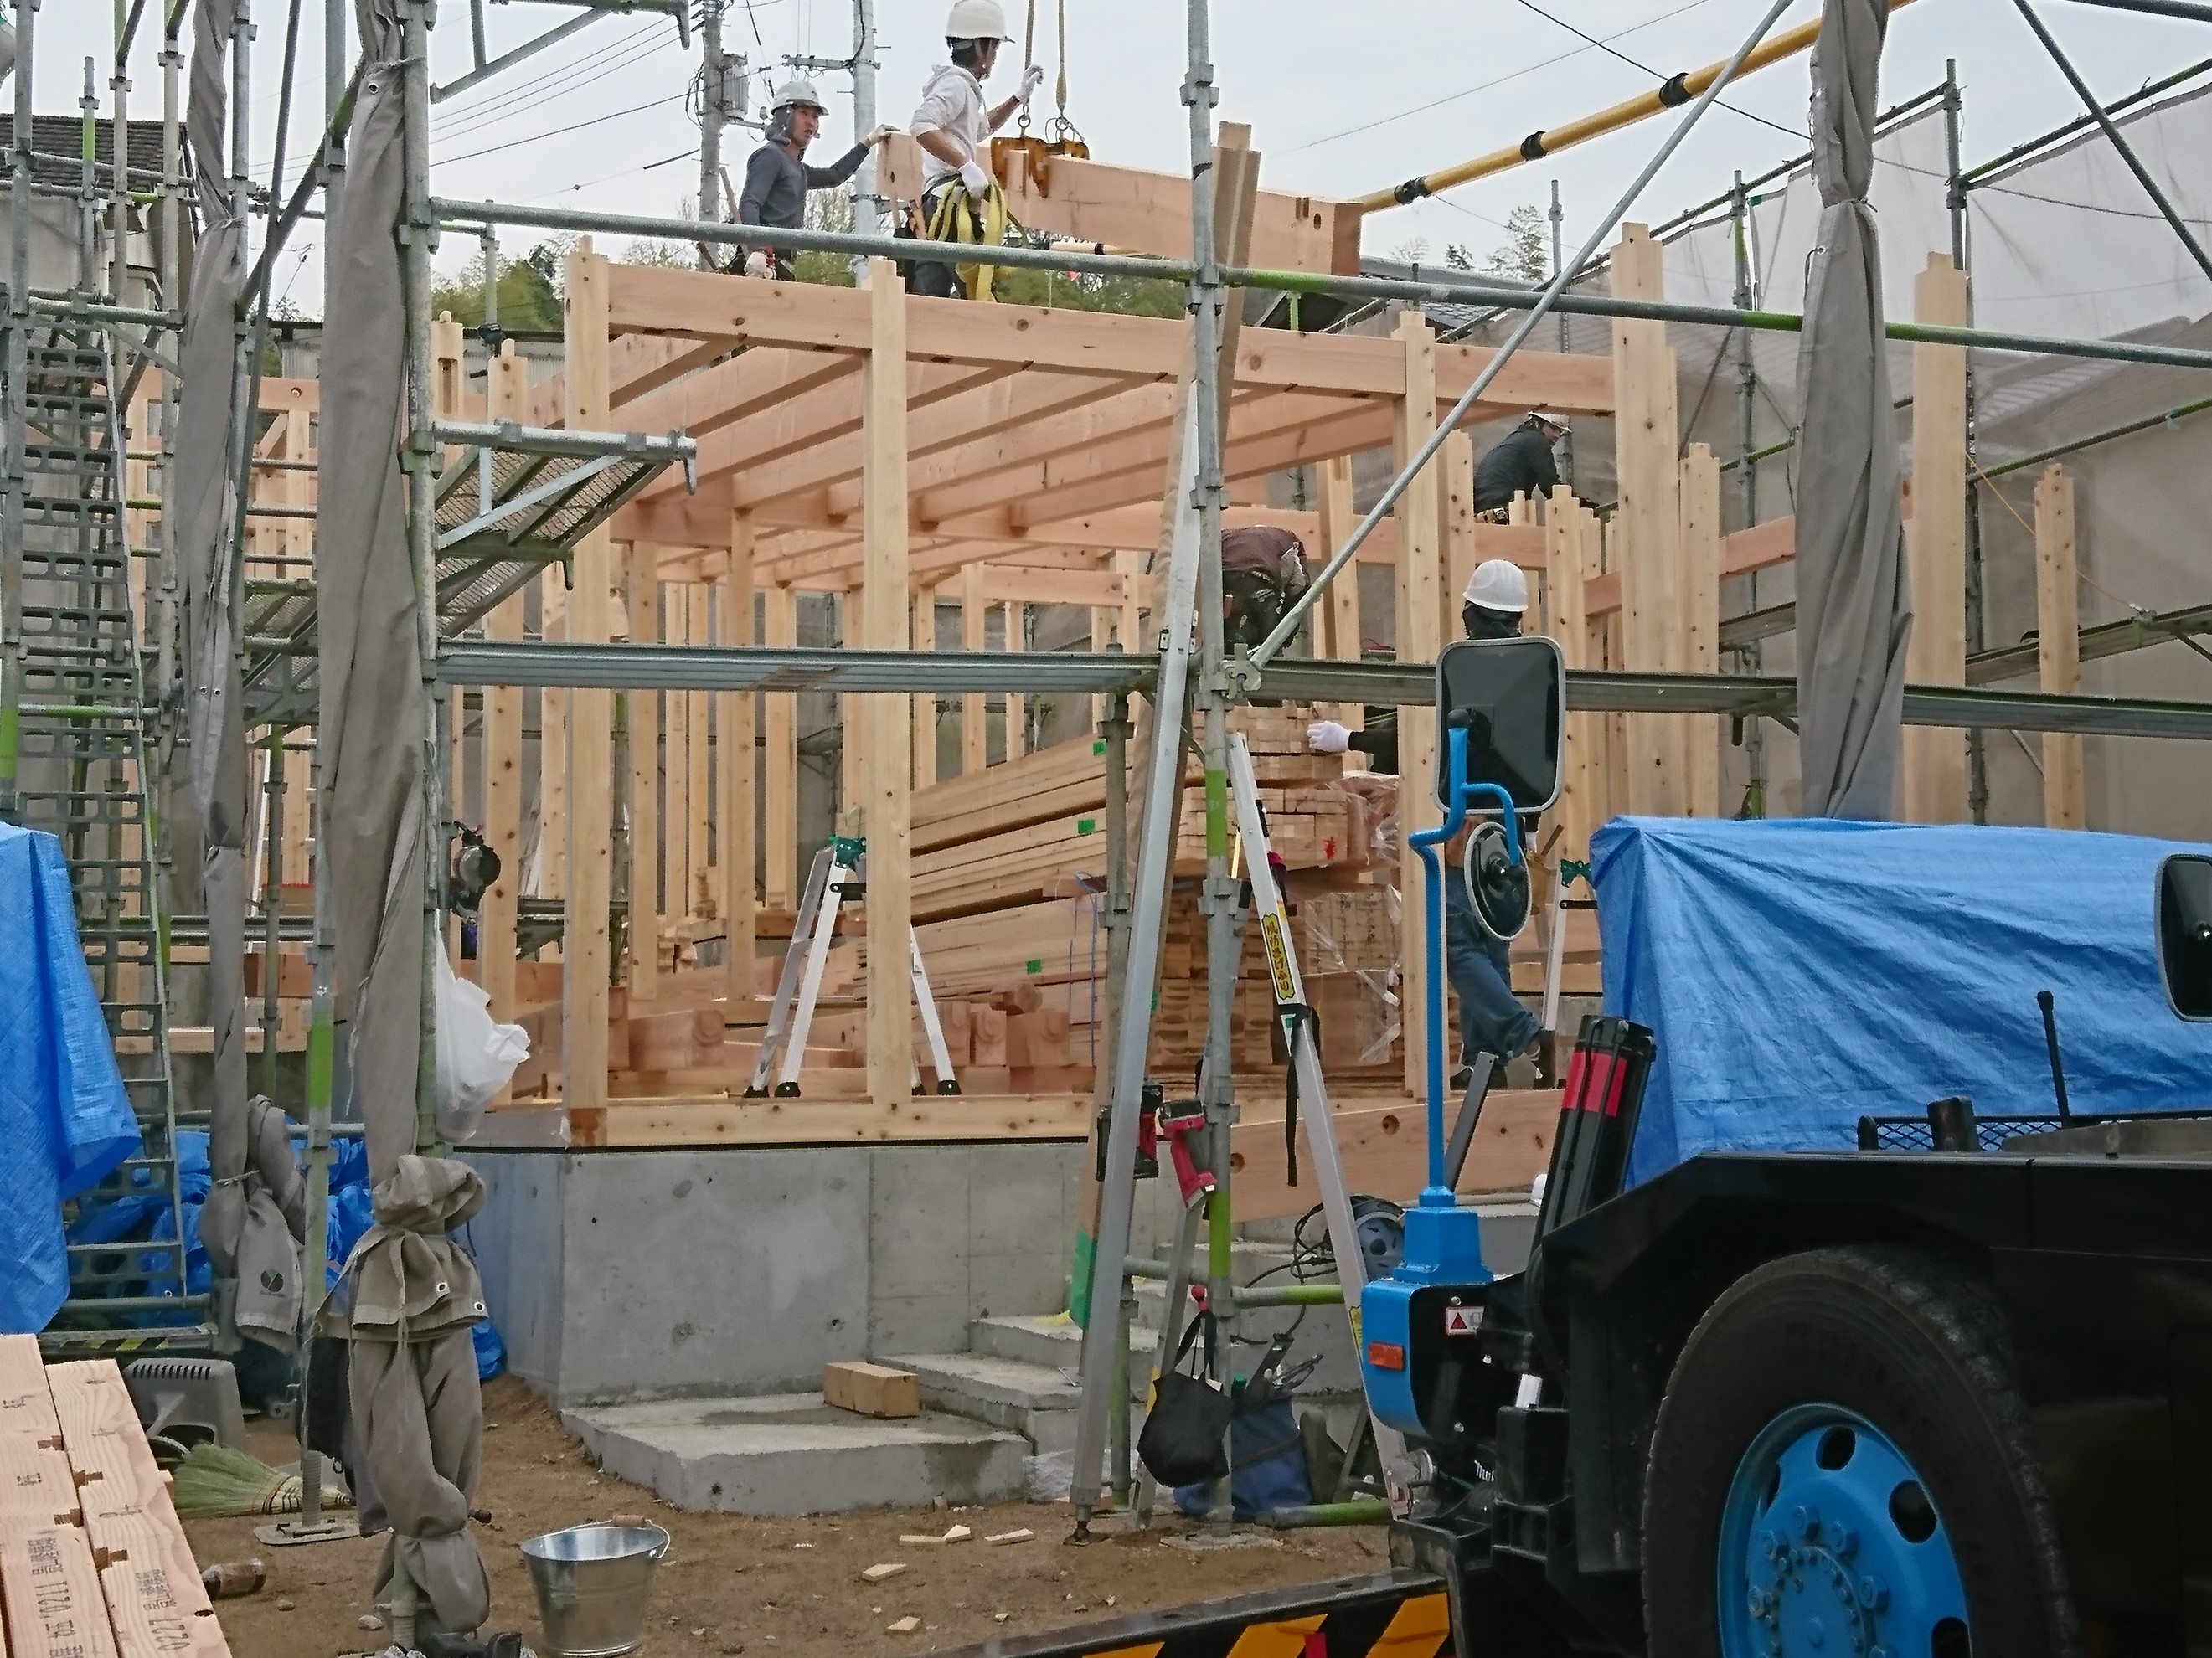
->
<box><xmin>724</xmin><ymin>79</ymin><xmax>892</xmax><ymax>281</ymax></box>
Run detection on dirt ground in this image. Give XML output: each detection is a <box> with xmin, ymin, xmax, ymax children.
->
<box><xmin>183</xmin><ymin>1375</ymin><xmax>1389</xmax><ymax>1657</ymax></box>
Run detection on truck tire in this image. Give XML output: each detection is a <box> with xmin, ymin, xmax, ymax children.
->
<box><xmin>1642</xmin><ymin>1245</ymin><xmax>2077</xmax><ymax>1658</ymax></box>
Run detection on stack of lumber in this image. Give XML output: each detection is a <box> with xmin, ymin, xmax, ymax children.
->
<box><xmin>0</xmin><ymin>1336</ymin><xmax>230</xmax><ymax>1657</ymax></box>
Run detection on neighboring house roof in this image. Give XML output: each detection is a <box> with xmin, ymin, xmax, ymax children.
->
<box><xmin>0</xmin><ymin>116</ymin><xmax>183</xmax><ymax>192</ymax></box>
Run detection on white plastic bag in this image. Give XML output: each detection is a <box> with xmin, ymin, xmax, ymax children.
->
<box><xmin>433</xmin><ymin>946</ymin><xmax>531</xmax><ymax>1142</ymax></box>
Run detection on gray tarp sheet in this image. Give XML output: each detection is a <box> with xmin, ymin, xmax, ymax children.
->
<box><xmin>1791</xmin><ymin>0</ymin><xmax>1912</xmax><ymax>820</ymax></box>
<box><xmin>317</xmin><ymin>0</ymin><xmax>425</xmax><ymax>1187</ymax></box>
<box><xmin>178</xmin><ymin>0</ymin><xmax>254</xmax><ymax>1280</ymax></box>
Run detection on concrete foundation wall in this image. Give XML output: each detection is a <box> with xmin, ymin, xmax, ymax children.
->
<box><xmin>465</xmin><ymin>1142</ymin><xmax>1089</xmax><ymax>1406</ymax></box>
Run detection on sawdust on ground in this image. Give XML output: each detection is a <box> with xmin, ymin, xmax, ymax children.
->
<box><xmin>184</xmin><ymin>1373</ymin><xmax>1390</xmax><ymax>1656</ymax></box>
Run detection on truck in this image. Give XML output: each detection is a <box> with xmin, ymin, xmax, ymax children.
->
<box><xmin>941</xmin><ymin>640</ymin><xmax>2212</xmax><ymax>1658</ymax></box>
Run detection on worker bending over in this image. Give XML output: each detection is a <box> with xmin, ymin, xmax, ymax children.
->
<box><xmin>1473</xmin><ymin>410</ymin><xmax>1571</xmax><ymax>523</ymax></box>
<box><xmin>1308</xmin><ymin>560</ymin><xmax>1551</xmax><ymax>1086</ymax></box>
<box><xmin>1220</xmin><ymin>526</ymin><xmax>1311</xmax><ymax>651</ymax></box>
<box><xmin>908</xmin><ymin>0</ymin><xmax>1044</xmax><ymax>298</ymax></box>
<box><xmin>726</xmin><ymin>79</ymin><xmax>893</xmax><ymax>281</ymax></box>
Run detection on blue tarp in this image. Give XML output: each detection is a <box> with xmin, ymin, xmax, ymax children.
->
<box><xmin>0</xmin><ymin>821</ymin><xmax>143</xmax><ymax>1333</ymax></box>
<box><xmin>1591</xmin><ymin>818</ymin><xmax>2212</xmax><ymax>1187</ymax></box>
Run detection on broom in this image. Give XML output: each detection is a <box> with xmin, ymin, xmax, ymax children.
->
<box><xmin>170</xmin><ymin>1443</ymin><xmax>353</xmax><ymax>1519</ymax></box>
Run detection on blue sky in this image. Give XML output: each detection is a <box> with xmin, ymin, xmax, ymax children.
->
<box><xmin>23</xmin><ymin>0</ymin><xmax>2209</xmax><ymax>313</ymax></box>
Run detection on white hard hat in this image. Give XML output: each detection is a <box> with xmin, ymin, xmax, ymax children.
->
<box><xmin>771</xmin><ymin>76</ymin><xmax>827</xmax><ymax>113</ymax></box>
<box><xmin>1525</xmin><ymin>409</ymin><xmax>1571</xmax><ymax>435</ymax></box>
<box><xmin>1464</xmin><ymin>559</ymin><xmax>1529</xmax><ymax>613</ymax></box>
<box><xmin>945</xmin><ymin>0</ymin><xmax>1015</xmax><ymax>39</ymax></box>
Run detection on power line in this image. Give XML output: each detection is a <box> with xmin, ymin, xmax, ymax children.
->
<box><xmin>434</xmin><ymin>91</ymin><xmax>692</xmax><ymax>167</ymax></box>
<box><xmin>1513</xmin><ymin>0</ymin><xmax>1810</xmax><ymax>145</ymax></box>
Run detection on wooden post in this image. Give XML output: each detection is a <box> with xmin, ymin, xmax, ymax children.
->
<box><xmin>962</xmin><ymin>562</ymin><xmax>987</xmax><ymax>774</ymax></box>
<box><xmin>1317</xmin><ymin>454</ymin><xmax>1363</xmax><ymax>756</ymax></box>
<box><xmin>2035</xmin><ymin>465</ymin><xmax>2085</xmax><ymax>829</ymax></box>
<box><xmin>1003</xmin><ymin>602</ymin><xmax>1026</xmax><ymax>759</ymax></box>
<box><xmin>664</xmin><ymin>583</ymin><xmax>690</xmax><ymax>910</ymax></box>
<box><xmin>562</xmin><ymin>243</ymin><xmax>615</xmax><ymax>1112</ymax></box>
<box><xmin>763</xmin><ymin>581</ymin><xmax>797</xmax><ymax>909</ymax></box>
<box><xmin>1679</xmin><ymin>443</ymin><xmax>1722</xmax><ymax>817</ymax></box>
<box><xmin>1907</xmin><ymin>251</ymin><xmax>1970</xmax><ymax>823</ymax></box>
<box><xmin>726</xmin><ymin>512</ymin><xmax>759</xmax><ymax>1002</ymax></box>
<box><xmin>1395</xmin><ymin>309</ymin><xmax>1442</xmax><ymax>1094</ymax></box>
<box><xmin>1611</xmin><ymin>224</ymin><xmax>1684</xmax><ymax>816</ymax></box>
<box><xmin>1116</xmin><ymin>548</ymin><xmax>1143</xmax><ymax>658</ymax></box>
<box><xmin>1441</xmin><ymin>432</ymin><xmax>1477</xmax><ymax>648</ymax></box>
<box><xmin>915</xmin><ymin>583</ymin><xmax>938</xmax><ymax>787</ymax></box>
<box><xmin>860</xmin><ymin>262</ymin><xmax>913</xmax><ymax>1105</ymax></box>
<box><xmin>481</xmin><ymin>343</ymin><xmax>527</xmax><ymax>1021</ymax></box>
<box><xmin>539</xmin><ymin>569</ymin><xmax>569</xmax><ymax>909</ymax></box>
<box><xmin>688</xmin><ymin>581</ymin><xmax>713</xmax><ymax>918</ymax></box>
<box><xmin>1545</xmin><ymin>487</ymin><xmax>1595</xmax><ymax>865</ymax></box>
<box><xmin>626</xmin><ymin>544</ymin><xmax>661</xmax><ymax>1002</ymax></box>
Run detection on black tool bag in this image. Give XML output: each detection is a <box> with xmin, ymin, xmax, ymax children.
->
<box><xmin>1137</xmin><ymin>1311</ymin><xmax>1233</xmax><ymax>1489</ymax></box>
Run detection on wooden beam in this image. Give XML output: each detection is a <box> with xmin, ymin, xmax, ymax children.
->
<box><xmin>1611</xmin><ymin>223</ymin><xmax>1684</xmax><ymax>816</ymax></box>
<box><xmin>563</xmin><ymin>243</ymin><xmax>616</xmax><ymax>1114</ymax></box>
<box><xmin>861</xmin><ymin>264</ymin><xmax>913</xmax><ymax>1107</ymax></box>
<box><xmin>1680</xmin><ymin>443</ymin><xmax>1722</xmax><ymax>817</ymax></box>
<box><xmin>626</xmin><ymin>543</ymin><xmax>661</xmax><ymax>1001</ymax></box>
<box><xmin>763</xmin><ymin>582</ymin><xmax>797</xmax><ymax>909</ymax></box>
<box><xmin>1906</xmin><ymin>251</ymin><xmax>1970</xmax><ymax>823</ymax></box>
<box><xmin>1395</xmin><ymin>310</ymin><xmax>1442</xmax><ymax>1094</ymax></box>
<box><xmin>726</xmin><ymin>512</ymin><xmax>760</xmax><ymax>1000</ymax></box>
<box><xmin>962</xmin><ymin>562</ymin><xmax>987</xmax><ymax>775</ymax></box>
<box><xmin>2035</xmin><ymin>464</ymin><xmax>2085</xmax><ymax>829</ymax></box>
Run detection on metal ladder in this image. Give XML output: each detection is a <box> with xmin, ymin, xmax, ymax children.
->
<box><xmin>3</xmin><ymin>326</ymin><xmax>199</xmax><ymax>1350</ymax></box>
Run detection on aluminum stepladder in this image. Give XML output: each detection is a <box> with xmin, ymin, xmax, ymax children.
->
<box><xmin>1540</xmin><ymin>855</ymin><xmax>1596</xmax><ymax>1041</ymax></box>
<box><xmin>745</xmin><ymin>835</ymin><xmax>962</xmax><ymax>1098</ymax></box>
<box><xmin>1125</xmin><ymin>730</ymin><xmax>1411</xmax><ymax>1524</ymax></box>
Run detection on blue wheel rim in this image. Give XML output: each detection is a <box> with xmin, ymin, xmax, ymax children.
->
<box><xmin>1716</xmin><ymin>1403</ymin><xmax>1970</xmax><ymax>1658</ymax></box>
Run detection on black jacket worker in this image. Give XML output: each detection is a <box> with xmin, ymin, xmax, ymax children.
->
<box><xmin>1472</xmin><ymin>410</ymin><xmax>1570</xmax><ymax>521</ymax></box>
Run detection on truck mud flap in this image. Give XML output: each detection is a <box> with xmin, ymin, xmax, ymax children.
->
<box><xmin>922</xmin><ymin>1568</ymin><xmax>1450</xmax><ymax>1658</ymax></box>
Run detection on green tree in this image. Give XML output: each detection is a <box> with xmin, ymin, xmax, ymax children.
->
<box><xmin>1478</xmin><ymin>204</ymin><xmax>1549</xmax><ymax>285</ymax></box>
<box><xmin>791</xmin><ymin>187</ymin><xmax>859</xmax><ymax>288</ymax></box>
<box><xmin>431</xmin><ymin>239</ymin><xmax>565</xmax><ymax>331</ymax></box>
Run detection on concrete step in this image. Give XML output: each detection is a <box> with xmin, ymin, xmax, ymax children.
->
<box><xmin>889</xmin><ymin>1352</ymin><xmax>1105</xmax><ymax>1455</ymax></box>
<box><xmin>970</xmin><ymin>1311</ymin><xmax>1160</xmax><ymax>1378</ymax></box>
<box><xmin>563</xmin><ymin>1393</ymin><xmax>1028</xmax><ymax>1516</ymax></box>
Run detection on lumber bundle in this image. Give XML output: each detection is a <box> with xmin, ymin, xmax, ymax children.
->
<box><xmin>0</xmin><ymin>1339</ymin><xmax>230</xmax><ymax>1658</ymax></box>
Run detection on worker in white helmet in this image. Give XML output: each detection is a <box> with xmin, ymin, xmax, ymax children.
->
<box><xmin>907</xmin><ymin>0</ymin><xmax>1045</xmax><ymax>298</ymax></box>
<box><xmin>730</xmin><ymin>78</ymin><xmax>895</xmax><ymax>280</ymax></box>
<box><xmin>1307</xmin><ymin>558</ymin><xmax>1552</xmax><ymax>1084</ymax></box>
<box><xmin>1473</xmin><ymin>410</ymin><xmax>1572</xmax><ymax>523</ymax></box>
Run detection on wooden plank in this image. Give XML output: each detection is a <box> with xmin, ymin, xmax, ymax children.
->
<box><xmin>726</xmin><ymin>516</ymin><xmax>759</xmax><ymax>1005</ymax></box>
<box><xmin>822</xmin><ymin>1362</ymin><xmax>920</xmax><ymax>1419</ymax></box>
<box><xmin>961</xmin><ymin>562</ymin><xmax>987</xmax><ymax>775</ymax></box>
<box><xmin>2035</xmin><ymin>464</ymin><xmax>2085</xmax><ymax>829</ymax></box>
<box><xmin>1906</xmin><ymin>251</ymin><xmax>1970</xmax><ymax>824</ymax></box>
<box><xmin>567</xmin><ymin>1092</ymin><xmax>1092</xmax><ymax>1146</ymax></box>
<box><xmin>1227</xmin><ymin>1092</ymin><xmax>1558</xmax><ymax>1222</ymax></box>
<box><xmin>1395</xmin><ymin>310</ymin><xmax>1442</xmax><ymax>1095</ymax></box>
<box><xmin>1679</xmin><ymin>443</ymin><xmax>1722</xmax><ymax>817</ymax></box>
<box><xmin>762</xmin><ymin>582</ymin><xmax>797</xmax><ymax>909</ymax></box>
<box><xmin>480</xmin><ymin>342</ymin><xmax>528</xmax><ymax>1022</ymax></box>
<box><xmin>862</xmin><ymin>263</ymin><xmax>914</xmax><ymax>1108</ymax></box>
<box><xmin>0</xmin><ymin>1441</ymin><xmax>82</xmax><ymax>1526</ymax></box>
<box><xmin>3</xmin><ymin>1525</ymin><xmax>121</xmax><ymax>1658</ymax></box>
<box><xmin>564</xmin><ymin>244</ymin><xmax>616</xmax><ymax>1112</ymax></box>
<box><xmin>1611</xmin><ymin>223</ymin><xmax>1684</xmax><ymax>816</ymax></box>
<box><xmin>626</xmin><ymin>545</ymin><xmax>662</xmax><ymax>1001</ymax></box>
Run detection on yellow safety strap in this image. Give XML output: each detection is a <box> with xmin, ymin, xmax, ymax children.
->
<box><xmin>926</xmin><ymin>180</ymin><xmax>1013</xmax><ymax>303</ymax></box>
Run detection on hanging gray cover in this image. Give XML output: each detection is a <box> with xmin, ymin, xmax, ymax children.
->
<box><xmin>1792</xmin><ymin>0</ymin><xmax>1913</xmax><ymax>820</ymax></box>
<box><xmin>317</xmin><ymin>0</ymin><xmax>425</xmax><ymax>1186</ymax></box>
<box><xmin>177</xmin><ymin>0</ymin><xmax>254</xmax><ymax>1278</ymax></box>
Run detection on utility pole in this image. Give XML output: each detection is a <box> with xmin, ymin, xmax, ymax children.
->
<box><xmin>851</xmin><ymin>0</ymin><xmax>880</xmax><ymax>239</ymax></box>
<box><xmin>699</xmin><ymin>0</ymin><xmax>725</xmax><ymax>266</ymax></box>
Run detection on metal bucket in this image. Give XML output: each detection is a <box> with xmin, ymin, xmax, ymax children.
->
<box><xmin>519</xmin><ymin>1522</ymin><xmax>672</xmax><ymax>1658</ymax></box>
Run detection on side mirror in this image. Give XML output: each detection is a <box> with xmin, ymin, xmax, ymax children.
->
<box><xmin>1434</xmin><ymin>636</ymin><xmax>1566</xmax><ymax>813</ymax></box>
<box><xmin>2158</xmin><ymin>854</ymin><xmax>2212</xmax><ymax>1021</ymax></box>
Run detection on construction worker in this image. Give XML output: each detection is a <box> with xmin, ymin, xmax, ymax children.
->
<box><xmin>1307</xmin><ymin>559</ymin><xmax>1551</xmax><ymax>1085</ymax></box>
<box><xmin>1220</xmin><ymin>526</ymin><xmax>1311</xmax><ymax>651</ymax></box>
<box><xmin>907</xmin><ymin>0</ymin><xmax>1045</xmax><ymax>298</ymax></box>
<box><xmin>1473</xmin><ymin>410</ymin><xmax>1570</xmax><ymax>523</ymax></box>
<box><xmin>727</xmin><ymin>79</ymin><xmax>895</xmax><ymax>281</ymax></box>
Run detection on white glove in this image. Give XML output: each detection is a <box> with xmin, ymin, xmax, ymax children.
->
<box><xmin>864</xmin><ymin>124</ymin><xmax>899</xmax><ymax>146</ymax></box>
<box><xmin>742</xmin><ymin>249</ymin><xmax>771</xmax><ymax>279</ymax></box>
<box><xmin>958</xmin><ymin>157</ymin><xmax>992</xmax><ymax>198</ymax></box>
<box><xmin>1307</xmin><ymin>719</ymin><xmax>1351</xmax><ymax>754</ymax></box>
<box><xmin>1020</xmin><ymin>64</ymin><xmax>1046</xmax><ymax>100</ymax></box>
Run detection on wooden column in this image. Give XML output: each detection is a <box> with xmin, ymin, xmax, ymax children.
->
<box><xmin>664</xmin><ymin>584</ymin><xmax>690</xmax><ymax>909</ymax></box>
<box><xmin>1545</xmin><ymin>488</ymin><xmax>1596</xmax><ymax>865</ymax></box>
<box><xmin>725</xmin><ymin>513</ymin><xmax>759</xmax><ymax>1003</ymax></box>
<box><xmin>915</xmin><ymin>583</ymin><xmax>938</xmax><ymax>787</ymax></box>
<box><xmin>962</xmin><ymin>562</ymin><xmax>987</xmax><ymax>773</ymax></box>
<box><xmin>626</xmin><ymin>544</ymin><xmax>661</xmax><ymax>1002</ymax></box>
<box><xmin>1611</xmin><ymin>223</ymin><xmax>1684</xmax><ymax>816</ymax></box>
<box><xmin>561</xmin><ymin>243</ymin><xmax>615</xmax><ymax>1111</ymax></box>
<box><xmin>688</xmin><ymin>581</ymin><xmax>713</xmax><ymax>918</ymax></box>
<box><xmin>763</xmin><ymin>581</ymin><xmax>797</xmax><ymax>909</ymax></box>
<box><xmin>1441</xmin><ymin>432</ymin><xmax>1477</xmax><ymax>646</ymax></box>
<box><xmin>1907</xmin><ymin>251</ymin><xmax>1970</xmax><ymax>823</ymax></box>
<box><xmin>1090</xmin><ymin>588</ymin><xmax>1109</xmax><ymax>729</ymax></box>
<box><xmin>2035</xmin><ymin>465</ymin><xmax>2085</xmax><ymax>829</ymax></box>
<box><xmin>539</xmin><ymin>569</ymin><xmax>570</xmax><ymax>909</ymax></box>
<box><xmin>1395</xmin><ymin>309</ymin><xmax>1442</xmax><ymax>1094</ymax></box>
<box><xmin>859</xmin><ymin>262</ymin><xmax>913</xmax><ymax>1104</ymax></box>
<box><xmin>480</xmin><ymin>343</ymin><xmax>527</xmax><ymax>1022</ymax></box>
<box><xmin>1679</xmin><ymin>443</ymin><xmax>1723</xmax><ymax>817</ymax></box>
<box><xmin>1317</xmin><ymin>455</ymin><xmax>1364</xmax><ymax>754</ymax></box>
<box><xmin>1116</xmin><ymin>548</ymin><xmax>1144</xmax><ymax>657</ymax></box>
<box><xmin>1003</xmin><ymin>602</ymin><xmax>1026</xmax><ymax>758</ymax></box>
